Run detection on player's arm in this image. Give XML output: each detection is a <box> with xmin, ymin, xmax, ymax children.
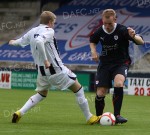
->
<box><xmin>90</xmin><ymin>43</ymin><xmax>99</xmax><ymax>62</ymax></box>
<box><xmin>35</xmin><ymin>29</ymin><xmax>54</xmax><ymax>68</ymax></box>
<box><xmin>127</xmin><ymin>27</ymin><xmax>144</xmax><ymax>45</ymax></box>
<box><xmin>35</xmin><ymin>36</ymin><xmax>50</xmax><ymax>68</ymax></box>
<box><xmin>89</xmin><ymin>29</ymin><xmax>100</xmax><ymax>63</ymax></box>
<box><xmin>9</xmin><ymin>31</ymin><xmax>30</xmax><ymax>47</ymax></box>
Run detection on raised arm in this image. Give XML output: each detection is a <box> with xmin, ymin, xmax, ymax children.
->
<box><xmin>9</xmin><ymin>31</ymin><xmax>30</xmax><ymax>47</ymax></box>
<box><xmin>127</xmin><ymin>27</ymin><xmax>144</xmax><ymax>45</ymax></box>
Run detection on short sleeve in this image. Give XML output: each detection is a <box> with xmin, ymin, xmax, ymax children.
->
<box><xmin>90</xmin><ymin>28</ymin><xmax>101</xmax><ymax>44</ymax></box>
<box><xmin>120</xmin><ymin>26</ymin><xmax>137</xmax><ymax>43</ymax></box>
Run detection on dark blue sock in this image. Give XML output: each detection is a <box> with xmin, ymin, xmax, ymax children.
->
<box><xmin>113</xmin><ymin>87</ymin><xmax>123</xmax><ymax>116</ymax></box>
<box><xmin>95</xmin><ymin>95</ymin><xmax>105</xmax><ymax>116</ymax></box>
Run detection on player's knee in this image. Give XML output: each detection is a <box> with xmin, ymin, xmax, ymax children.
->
<box><xmin>69</xmin><ymin>80</ymin><xmax>81</xmax><ymax>93</ymax></box>
<box><xmin>96</xmin><ymin>87</ymin><xmax>107</xmax><ymax>97</ymax></box>
<box><xmin>38</xmin><ymin>90</ymin><xmax>48</xmax><ymax>97</ymax></box>
<box><xmin>97</xmin><ymin>92</ymin><xmax>105</xmax><ymax>97</ymax></box>
<box><xmin>114</xmin><ymin>81</ymin><xmax>124</xmax><ymax>87</ymax></box>
<box><xmin>114</xmin><ymin>74</ymin><xmax>125</xmax><ymax>87</ymax></box>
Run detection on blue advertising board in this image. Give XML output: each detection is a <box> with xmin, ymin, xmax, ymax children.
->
<box><xmin>0</xmin><ymin>0</ymin><xmax>150</xmax><ymax>65</ymax></box>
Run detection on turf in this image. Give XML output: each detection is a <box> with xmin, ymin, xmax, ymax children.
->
<box><xmin>0</xmin><ymin>89</ymin><xmax>150</xmax><ymax>135</ymax></box>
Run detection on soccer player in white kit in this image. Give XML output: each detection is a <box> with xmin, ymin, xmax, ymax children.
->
<box><xmin>9</xmin><ymin>11</ymin><xmax>100</xmax><ymax>124</ymax></box>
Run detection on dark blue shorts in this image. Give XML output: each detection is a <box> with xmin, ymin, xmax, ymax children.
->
<box><xmin>95</xmin><ymin>63</ymin><xmax>129</xmax><ymax>88</ymax></box>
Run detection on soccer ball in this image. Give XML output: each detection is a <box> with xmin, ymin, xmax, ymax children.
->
<box><xmin>100</xmin><ymin>112</ymin><xmax>116</xmax><ymax>126</ymax></box>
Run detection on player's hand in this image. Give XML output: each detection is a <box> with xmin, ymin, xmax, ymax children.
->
<box><xmin>127</xmin><ymin>27</ymin><xmax>136</xmax><ymax>38</ymax></box>
<box><xmin>91</xmin><ymin>51</ymin><xmax>99</xmax><ymax>63</ymax></box>
<box><xmin>9</xmin><ymin>40</ymin><xmax>16</xmax><ymax>45</ymax></box>
<box><xmin>44</xmin><ymin>60</ymin><xmax>50</xmax><ymax>69</ymax></box>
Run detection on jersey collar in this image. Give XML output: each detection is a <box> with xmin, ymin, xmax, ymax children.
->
<box><xmin>102</xmin><ymin>23</ymin><xmax>117</xmax><ymax>34</ymax></box>
<box><xmin>39</xmin><ymin>24</ymin><xmax>50</xmax><ymax>28</ymax></box>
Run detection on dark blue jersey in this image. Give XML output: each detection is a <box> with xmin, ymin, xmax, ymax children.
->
<box><xmin>90</xmin><ymin>23</ymin><xmax>138</xmax><ymax>65</ymax></box>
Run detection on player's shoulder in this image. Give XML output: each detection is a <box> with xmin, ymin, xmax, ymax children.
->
<box><xmin>43</xmin><ymin>26</ymin><xmax>54</xmax><ymax>34</ymax></box>
<box><xmin>36</xmin><ymin>24</ymin><xmax>54</xmax><ymax>34</ymax></box>
<box><xmin>45</xmin><ymin>26</ymin><xmax>54</xmax><ymax>32</ymax></box>
<box><xmin>97</xmin><ymin>26</ymin><xmax>103</xmax><ymax>32</ymax></box>
<box><xmin>117</xmin><ymin>24</ymin><xmax>127</xmax><ymax>31</ymax></box>
<box><xmin>93</xmin><ymin>26</ymin><xmax>103</xmax><ymax>35</ymax></box>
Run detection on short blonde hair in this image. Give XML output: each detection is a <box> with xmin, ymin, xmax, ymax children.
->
<box><xmin>40</xmin><ymin>11</ymin><xmax>56</xmax><ymax>25</ymax></box>
<box><xmin>102</xmin><ymin>9</ymin><xmax>116</xmax><ymax>19</ymax></box>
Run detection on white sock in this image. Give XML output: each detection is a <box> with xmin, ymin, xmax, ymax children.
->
<box><xmin>19</xmin><ymin>93</ymin><xmax>45</xmax><ymax>115</ymax></box>
<box><xmin>75</xmin><ymin>87</ymin><xmax>92</xmax><ymax>121</ymax></box>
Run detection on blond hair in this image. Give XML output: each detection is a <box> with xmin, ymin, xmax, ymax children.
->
<box><xmin>40</xmin><ymin>11</ymin><xmax>56</xmax><ymax>25</ymax></box>
<box><xmin>102</xmin><ymin>9</ymin><xmax>116</xmax><ymax>19</ymax></box>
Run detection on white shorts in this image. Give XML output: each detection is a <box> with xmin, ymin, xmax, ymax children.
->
<box><xmin>35</xmin><ymin>66</ymin><xmax>76</xmax><ymax>91</ymax></box>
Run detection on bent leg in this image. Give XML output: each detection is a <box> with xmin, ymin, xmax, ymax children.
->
<box><xmin>12</xmin><ymin>75</ymin><xmax>50</xmax><ymax>123</ymax></box>
<box><xmin>69</xmin><ymin>80</ymin><xmax>93</xmax><ymax>121</ymax></box>
<box><xmin>113</xmin><ymin>74</ymin><xmax>125</xmax><ymax>116</ymax></box>
<box><xmin>95</xmin><ymin>87</ymin><xmax>108</xmax><ymax>116</ymax></box>
<box><xmin>12</xmin><ymin>90</ymin><xmax>48</xmax><ymax>123</ymax></box>
<box><xmin>19</xmin><ymin>90</ymin><xmax>48</xmax><ymax>115</ymax></box>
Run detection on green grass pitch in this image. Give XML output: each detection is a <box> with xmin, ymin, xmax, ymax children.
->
<box><xmin>0</xmin><ymin>89</ymin><xmax>150</xmax><ymax>135</ymax></box>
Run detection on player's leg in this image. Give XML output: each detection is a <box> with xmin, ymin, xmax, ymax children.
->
<box><xmin>12</xmin><ymin>90</ymin><xmax>48</xmax><ymax>123</ymax></box>
<box><xmin>12</xmin><ymin>76</ymin><xmax>50</xmax><ymax>123</ymax></box>
<box><xmin>95</xmin><ymin>65</ymin><xmax>111</xmax><ymax>116</ymax></box>
<box><xmin>69</xmin><ymin>80</ymin><xmax>100</xmax><ymax>124</ymax></box>
<box><xmin>112</xmin><ymin>65</ymin><xmax>128</xmax><ymax>124</ymax></box>
<box><xmin>95</xmin><ymin>87</ymin><xmax>108</xmax><ymax>116</ymax></box>
<box><xmin>19</xmin><ymin>90</ymin><xmax>48</xmax><ymax>115</ymax></box>
<box><xmin>113</xmin><ymin>74</ymin><xmax>125</xmax><ymax>117</ymax></box>
<box><xmin>69</xmin><ymin>80</ymin><xmax>92</xmax><ymax>121</ymax></box>
<box><xmin>48</xmin><ymin>67</ymin><xmax>100</xmax><ymax>124</ymax></box>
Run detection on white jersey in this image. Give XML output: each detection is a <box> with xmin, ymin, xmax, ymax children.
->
<box><xmin>14</xmin><ymin>24</ymin><xmax>64</xmax><ymax>76</ymax></box>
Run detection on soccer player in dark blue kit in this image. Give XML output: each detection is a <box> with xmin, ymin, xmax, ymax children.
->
<box><xmin>90</xmin><ymin>9</ymin><xmax>144</xmax><ymax>124</ymax></box>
